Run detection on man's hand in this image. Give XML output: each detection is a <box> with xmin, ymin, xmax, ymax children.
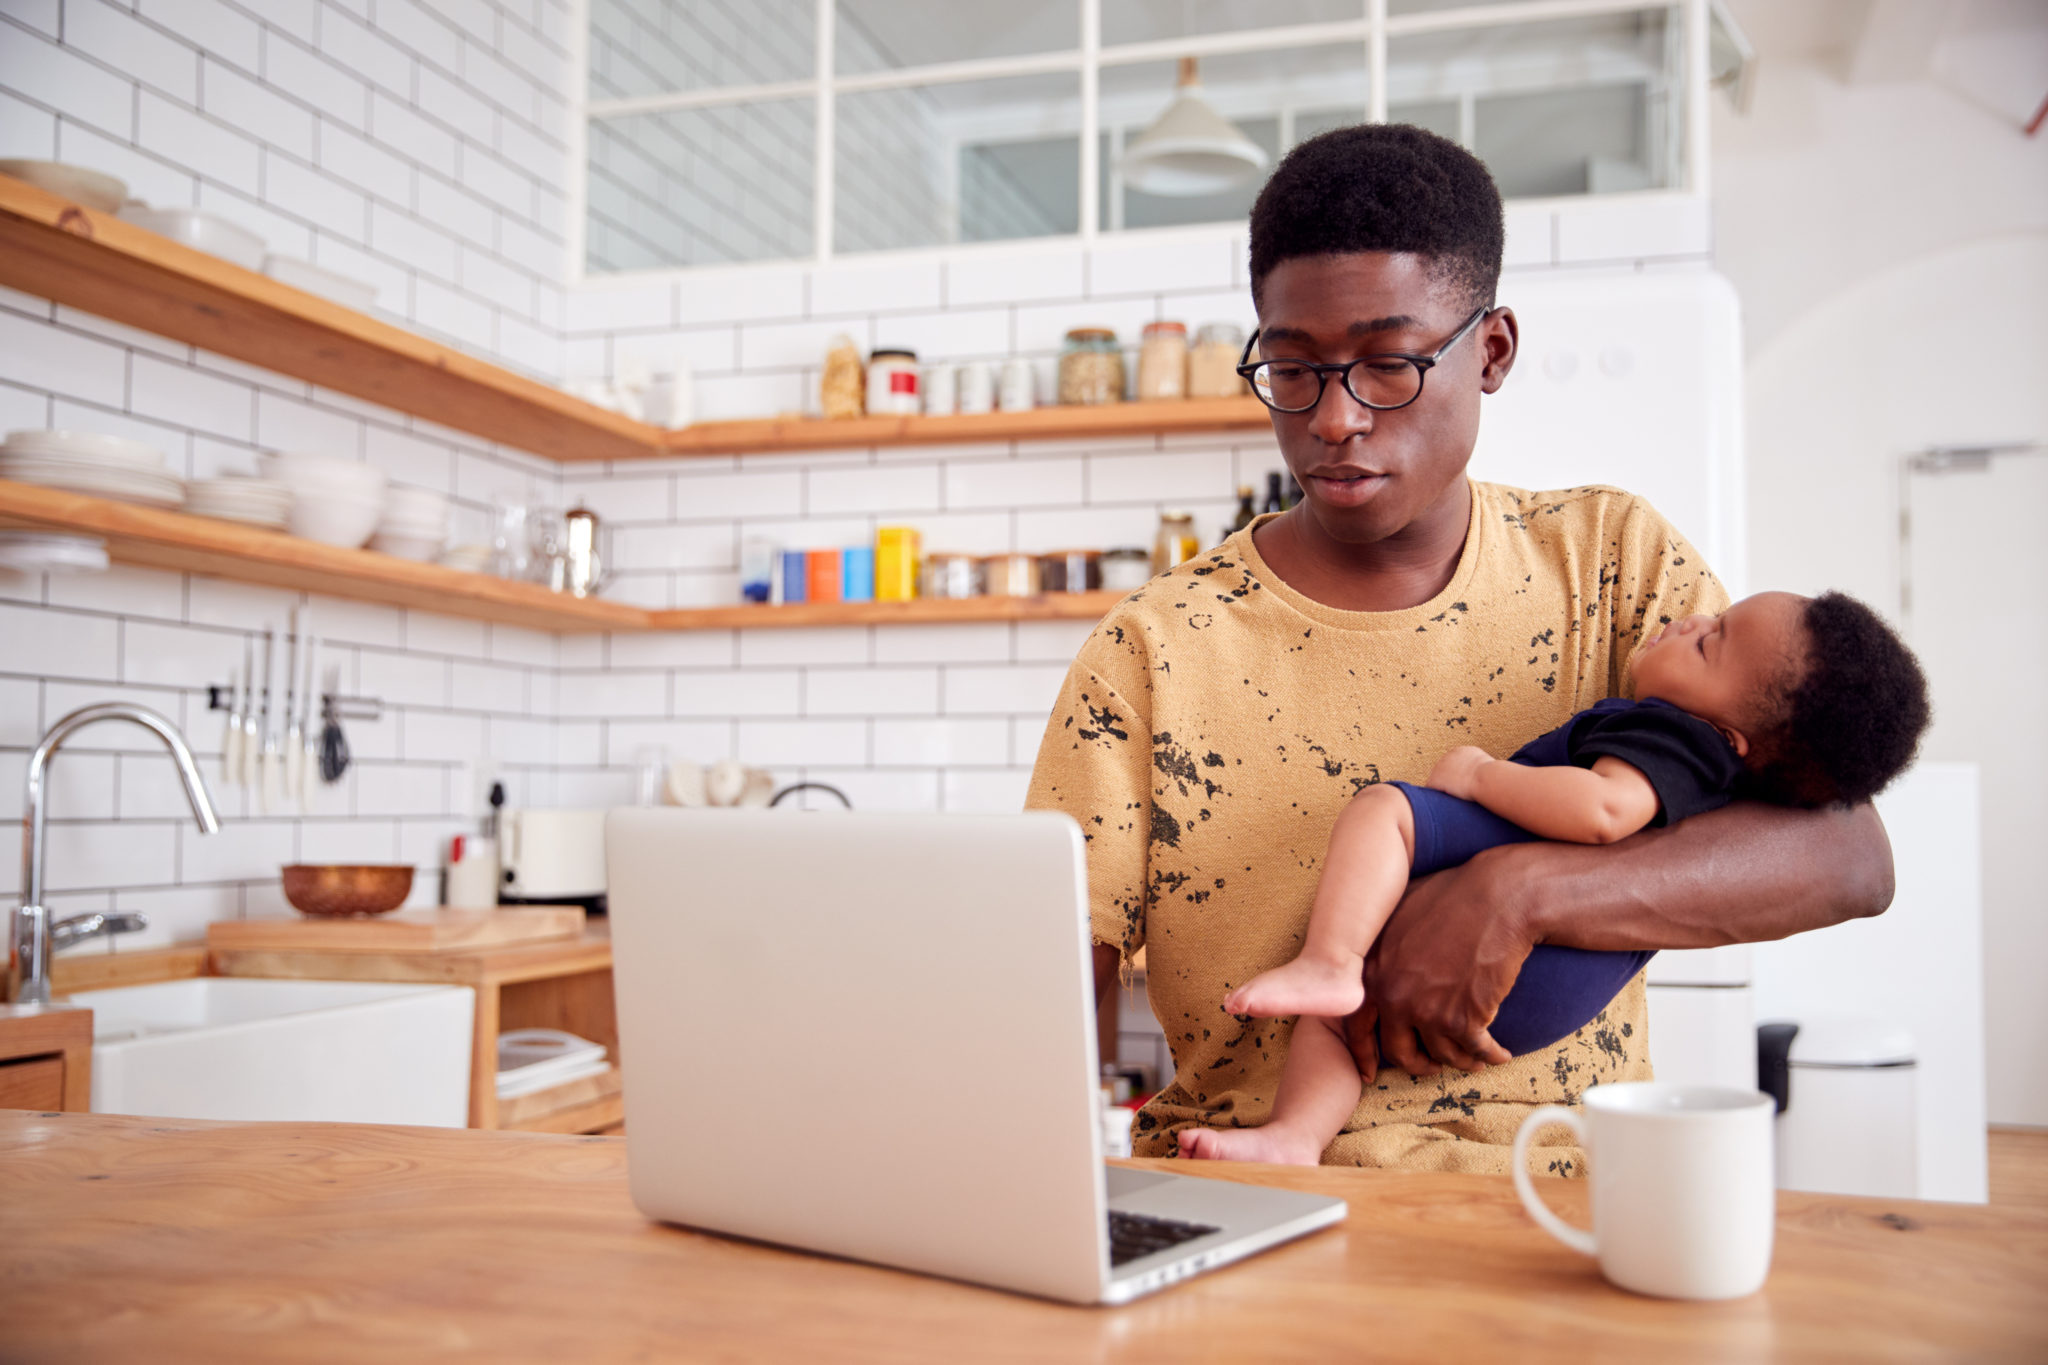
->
<box><xmin>1344</xmin><ymin>850</ymin><xmax>1527</xmax><ymax>1077</ymax></box>
<box><xmin>1426</xmin><ymin>745</ymin><xmax>1493</xmax><ymax>800</ymax></box>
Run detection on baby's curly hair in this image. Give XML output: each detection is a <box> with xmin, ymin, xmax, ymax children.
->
<box><xmin>1248</xmin><ymin>123</ymin><xmax>1504</xmax><ymax>311</ymax></box>
<box><xmin>1744</xmin><ymin>593</ymin><xmax>1930</xmax><ymax>808</ymax></box>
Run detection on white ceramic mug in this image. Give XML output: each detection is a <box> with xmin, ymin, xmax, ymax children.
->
<box><xmin>1512</xmin><ymin>1082</ymin><xmax>1775</xmax><ymax>1300</ymax></box>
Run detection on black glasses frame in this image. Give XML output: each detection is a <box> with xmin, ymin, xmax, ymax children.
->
<box><xmin>1235</xmin><ymin>305</ymin><xmax>1493</xmax><ymax>414</ymax></box>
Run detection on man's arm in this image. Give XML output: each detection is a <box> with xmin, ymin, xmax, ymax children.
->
<box><xmin>1348</xmin><ymin>799</ymin><xmax>1893</xmax><ymax>1077</ymax></box>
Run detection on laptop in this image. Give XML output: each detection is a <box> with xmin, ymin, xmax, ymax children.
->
<box><xmin>605</xmin><ymin>807</ymin><xmax>1346</xmax><ymax>1305</ymax></box>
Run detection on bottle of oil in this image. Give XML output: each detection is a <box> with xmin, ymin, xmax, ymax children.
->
<box><xmin>1225</xmin><ymin>485</ymin><xmax>1257</xmax><ymax>536</ymax></box>
<box><xmin>1262</xmin><ymin>471</ymin><xmax>1285</xmax><ymax>515</ymax></box>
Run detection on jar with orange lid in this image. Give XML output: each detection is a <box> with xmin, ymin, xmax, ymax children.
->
<box><xmin>1136</xmin><ymin>321</ymin><xmax>1189</xmax><ymax>400</ymax></box>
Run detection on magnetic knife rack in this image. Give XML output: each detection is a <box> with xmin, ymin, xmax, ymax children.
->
<box><xmin>205</xmin><ymin>686</ymin><xmax>383</xmax><ymax>721</ymax></box>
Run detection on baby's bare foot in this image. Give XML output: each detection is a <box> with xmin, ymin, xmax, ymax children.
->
<box><xmin>1224</xmin><ymin>955</ymin><xmax>1365</xmax><ymax>1018</ymax></box>
<box><xmin>1177</xmin><ymin>1125</ymin><xmax>1324</xmax><ymax>1166</ymax></box>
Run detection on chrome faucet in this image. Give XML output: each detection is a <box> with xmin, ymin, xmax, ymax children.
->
<box><xmin>8</xmin><ymin>703</ymin><xmax>220</xmax><ymax>1006</ymax></box>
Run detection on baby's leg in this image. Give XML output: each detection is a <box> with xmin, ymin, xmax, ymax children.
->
<box><xmin>1178</xmin><ymin>1014</ymin><xmax>1362</xmax><ymax>1165</ymax></box>
<box><xmin>1224</xmin><ymin>782</ymin><xmax>1416</xmax><ymax>1018</ymax></box>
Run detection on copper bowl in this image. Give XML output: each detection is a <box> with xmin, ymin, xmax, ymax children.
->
<box><xmin>281</xmin><ymin>864</ymin><xmax>415</xmax><ymax>917</ymax></box>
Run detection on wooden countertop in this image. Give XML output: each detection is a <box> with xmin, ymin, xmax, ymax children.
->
<box><xmin>1</xmin><ymin>1112</ymin><xmax>2041</xmax><ymax>1363</ymax></box>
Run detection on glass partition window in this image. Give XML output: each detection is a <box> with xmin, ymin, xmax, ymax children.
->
<box><xmin>579</xmin><ymin>0</ymin><xmax>1707</xmax><ymax>276</ymax></box>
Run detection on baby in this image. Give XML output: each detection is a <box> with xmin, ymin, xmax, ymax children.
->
<box><xmin>1179</xmin><ymin>589</ymin><xmax>1930</xmax><ymax>1165</ymax></box>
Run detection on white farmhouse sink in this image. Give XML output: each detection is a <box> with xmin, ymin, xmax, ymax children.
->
<box><xmin>68</xmin><ymin>977</ymin><xmax>475</xmax><ymax>1127</ymax></box>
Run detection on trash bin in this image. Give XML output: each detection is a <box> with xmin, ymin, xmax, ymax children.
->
<box><xmin>1758</xmin><ymin>1016</ymin><xmax>1918</xmax><ymax>1199</ymax></box>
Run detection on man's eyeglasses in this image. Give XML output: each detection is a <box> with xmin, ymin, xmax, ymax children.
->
<box><xmin>1236</xmin><ymin>306</ymin><xmax>1493</xmax><ymax>414</ymax></box>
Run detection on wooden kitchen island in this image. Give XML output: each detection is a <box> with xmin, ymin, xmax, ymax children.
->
<box><xmin>2</xmin><ymin>1112</ymin><xmax>2042</xmax><ymax>1363</ymax></box>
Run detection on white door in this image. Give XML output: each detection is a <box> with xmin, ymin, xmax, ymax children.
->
<box><xmin>1905</xmin><ymin>449</ymin><xmax>2048</xmax><ymax>1127</ymax></box>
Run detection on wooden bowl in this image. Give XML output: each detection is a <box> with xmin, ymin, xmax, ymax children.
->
<box><xmin>281</xmin><ymin>864</ymin><xmax>415</xmax><ymax>917</ymax></box>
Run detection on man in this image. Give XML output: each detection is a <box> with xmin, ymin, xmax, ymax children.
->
<box><xmin>1024</xmin><ymin>124</ymin><xmax>1891</xmax><ymax>1172</ymax></box>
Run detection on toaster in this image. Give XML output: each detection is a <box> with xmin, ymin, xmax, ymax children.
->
<box><xmin>499</xmin><ymin>808</ymin><xmax>608</xmax><ymax>902</ymax></box>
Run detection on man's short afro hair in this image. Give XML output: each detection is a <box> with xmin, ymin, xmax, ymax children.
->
<box><xmin>1248</xmin><ymin>123</ymin><xmax>1505</xmax><ymax>311</ymax></box>
<box><xmin>1744</xmin><ymin>592</ymin><xmax>1931</xmax><ymax>809</ymax></box>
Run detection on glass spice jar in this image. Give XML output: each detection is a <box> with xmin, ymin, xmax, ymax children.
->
<box><xmin>1057</xmin><ymin>328</ymin><xmax>1125</xmax><ymax>405</ymax></box>
<box><xmin>1188</xmin><ymin>321</ymin><xmax>1247</xmax><ymax>399</ymax></box>
<box><xmin>982</xmin><ymin>553</ymin><xmax>1042</xmax><ymax>597</ymax></box>
<box><xmin>921</xmin><ymin>552</ymin><xmax>984</xmax><ymax>600</ymax></box>
<box><xmin>1151</xmin><ymin>510</ymin><xmax>1199</xmax><ymax>575</ymax></box>
<box><xmin>1038</xmin><ymin>549</ymin><xmax>1102</xmax><ymax>593</ymax></box>
<box><xmin>1100</xmin><ymin>547</ymin><xmax>1152</xmax><ymax>590</ymax></box>
<box><xmin>1136</xmin><ymin>321</ymin><xmax>1189</xmax><ymax>401</ymax></box>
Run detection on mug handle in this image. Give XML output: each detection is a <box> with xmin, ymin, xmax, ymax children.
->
<box><xmin>1512</xmin><ymin>1105</ymin><xmax>1597</xmax><ymax>1256</ymax></box>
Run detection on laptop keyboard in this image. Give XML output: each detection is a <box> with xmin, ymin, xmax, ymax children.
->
<box><xmin>1108</xmin><ymin>1210</ymin><xmax>1221</xmax><ymax>1267</ymax></box>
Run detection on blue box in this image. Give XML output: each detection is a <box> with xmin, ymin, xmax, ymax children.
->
<box><xmin>779</xmin><ymin>549</ymin><xmax>808</xmax><ymax>604</ymax></box>
<box><xmin>841</xmin><ymin>546</ymin><xmax>875</xmax><ymax>602</ymax></box>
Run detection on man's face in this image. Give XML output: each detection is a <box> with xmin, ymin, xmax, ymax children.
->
<box><xmin>1254</xmin><ymin>252</ymin><xmax>1514</xmax><ymax>545</ymax></box>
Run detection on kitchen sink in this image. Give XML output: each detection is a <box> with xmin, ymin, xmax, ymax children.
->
<box><xmin>67</xmin><ymin>977</ymin><xmax>475</xmax><ymax>1127</ymax></box>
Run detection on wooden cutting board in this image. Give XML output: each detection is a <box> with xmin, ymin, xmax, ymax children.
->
<box><xmin>206</xmin><ymin>907</ymin><xmax>585</xmax><ymax>955</ymax></box>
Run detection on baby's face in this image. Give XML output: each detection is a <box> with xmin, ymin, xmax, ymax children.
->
<box><xmin>1631</xmin><ymin>591</ymin><xmax>1811</xmax><ymax>750</ymax></box>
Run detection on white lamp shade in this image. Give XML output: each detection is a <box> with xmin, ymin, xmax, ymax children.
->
<box><xmin>1119</xmin><ymin>81</ymin><xmax>1269</xmax><ymax>197</ymax></box>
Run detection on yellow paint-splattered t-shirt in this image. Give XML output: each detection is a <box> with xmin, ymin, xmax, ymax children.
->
<box><xmin>1025</xmin><ymin>482</ymin><xmax>1729</xmax><ymax>1173</ymax></box>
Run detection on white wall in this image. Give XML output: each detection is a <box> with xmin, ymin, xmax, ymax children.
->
<box><xmin>0</xmin><ymin>0</ymin><xmax>576</xmax><ymax>944</ymax></box>
<box><xmin>1712</xmin><ymin>33</ymin><xmax>2048</xmax><ymax>1127</ymax></box>
<box><xmin>0</xmin><ymin>5</ymin><xmax>1744</xmax><ymax>985</ymax></box>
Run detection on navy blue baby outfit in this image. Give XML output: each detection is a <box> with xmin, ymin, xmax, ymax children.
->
<box><xmin>1387</xmin><ymin>697</ymin><xmax>1744</xmax><ymax>1056</ymax></box>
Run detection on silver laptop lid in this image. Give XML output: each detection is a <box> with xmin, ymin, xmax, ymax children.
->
<box><xmin>606</xmin><ymin>808</ymin><xmax>1110</xmax><ymax>1302</ymax></box>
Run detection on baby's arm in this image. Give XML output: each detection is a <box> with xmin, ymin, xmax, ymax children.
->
<box><xmin>1428</xmin><ymin>747</ymin><xmax>1660</xmax><ymax>845</ymax></box>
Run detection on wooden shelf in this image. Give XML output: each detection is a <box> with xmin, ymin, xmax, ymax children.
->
<box><xmin>0</xmin><ymin>174</ymin><xmax>1271</xmax><ymax>464</ymax></box>
<box><xmin>646</xmin><ymin>589</ymin><xmax>1125</xmax><ymax>630</ymax></box>
<box><xmin>0</xmin><ymin>174</ymin><xmax>665</xmax><ymax>463</ymax></box>
<box><xmin>662</xmin><ymin>396</ymin><xmax>1270</xmax><ymax>456</ymax></box>
<box><xmin>0</xmin><ymin>479</ymin><xmax>1131</xmax><ymax>634</ymax></box>
<box><xmin>0</xmin><ymin>479</ymin><xmax>648</xmax><ymax>633</ymax></box>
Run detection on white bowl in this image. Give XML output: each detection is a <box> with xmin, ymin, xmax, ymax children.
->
<box><xmin>371</xmin><ymin>531</ymin><xmax>446</xmax><ymax>562</ymax></box>
<box><xmin>0</xmin><ymin>530</ymin><xmax>111</xmax><ymax>574</ymax></box>
<box><xmin>288</xmin><ymin>493</ymin><xmax>384</xmax><ymax>548</ymax></box>
<box><xmin>116</xmin><ymin>204</ymin><xmax>266</xmax><ymax>270</ymax></box>
<box><xmin>262</xmin><ymin>452</ymin><xmax>387</xmax><ymax>498</ymax></box>
<box><xmin>0</xmin><ymin>160</ymin><xmax>126</xmax><ymax>212</ymax></box>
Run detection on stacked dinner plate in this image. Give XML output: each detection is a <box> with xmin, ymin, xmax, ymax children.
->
<box><xmin>185</xmin><ymin>474</ymin><xmax>294</xmax><ymax>529</ymax></box>
<box><xmin>0</xmin><ymin>429</ymin><xmax>184</xmax><ymax>508</ymax></box>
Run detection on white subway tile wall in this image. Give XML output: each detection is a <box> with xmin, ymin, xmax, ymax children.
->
<box><xmin>0</xmin><ymin>0</ymin><xmax>1712</xmax><ymax>956</ymax></box>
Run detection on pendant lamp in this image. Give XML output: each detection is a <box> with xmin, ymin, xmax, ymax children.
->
<box><xmin>1119</xmin><ymin>56</ymin><xmax>1269</xmax><ymax>197</ymax></box>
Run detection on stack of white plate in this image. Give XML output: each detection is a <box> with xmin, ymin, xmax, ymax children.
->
<box><xmin>0</xmin><ymin>531</ymin><xmax>110</xmax><ymax>575</ymax></box>
<box><xmin>372</xmin><ymin>483</ymin><xmax>450</xmax><ymax>562</ymax></box>
<box><xmin>0</xmin><ymin>429</ymin><xmax>184</xmax><ymax>508</ymax></box>
<box><xmin>185</xmin><ymin>474</ymin><xmax>294</xmax><ymax>529</ymax></box>
<box><xmin>261</xmin><ymin>451</ymin><xmax>387</xmax><ymax>548</ymax></box>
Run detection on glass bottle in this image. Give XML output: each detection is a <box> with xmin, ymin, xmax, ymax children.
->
<box><xmin>1225</xmin><ymin>485</ymin><xmax>1257</xmax><ymax>536</ymax></box>
<box><xmin>1262</xmin><ymin>471</ymin><xmax>1285</xmax><ymax>515</ymax></box>
<box><xmin>1152</xmin><ymin>509</ymin><xmax>1199</xmax><ymax>575</ymax></box>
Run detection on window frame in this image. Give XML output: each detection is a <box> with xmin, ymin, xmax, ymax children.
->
<box><xmin>566</xmin><ymin>0</ymin><xmax>1711</xmax><ymax>283</ymax></box>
